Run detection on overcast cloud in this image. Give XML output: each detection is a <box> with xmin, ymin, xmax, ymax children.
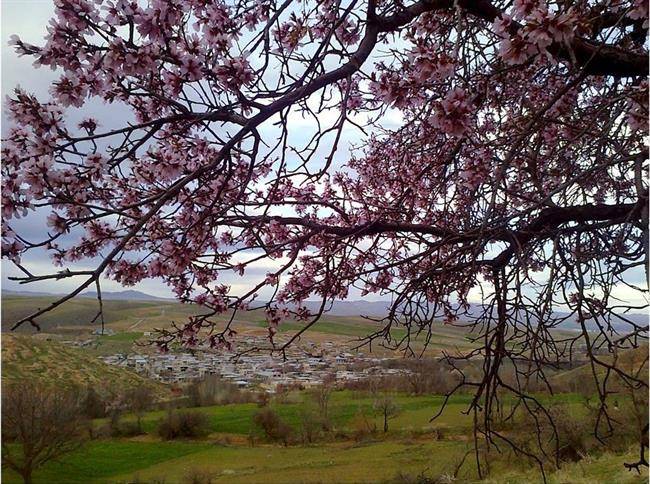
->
<box><xmin>1</xmin><ymin>3</ymin><xmax>646</xmax><ymax>309</ymax></box>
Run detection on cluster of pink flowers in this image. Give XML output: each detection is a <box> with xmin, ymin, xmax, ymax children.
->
<box><xmin>265</xmin><ymin>306</ymin><xmax>289</xmax><ymax>341</ymax></box>
<box><xmin>1</xmin><ymin>226</ymin><xmax>24</xmax><ymax>263</ymax></box>
<box><xmin>213</xmin><ymin>57</ymin><xmax>255</xmax><ymax>92</ymax></box>
<box><xmin>430</xmin><ymin>87</ymin><xmax>474</xmax><ymax>138</ymax></box>
<box><xmin>190</xmin><ymin>1</ymin><xmax>236</xmax><ymax>49</ymax></box>
<box><xmin>1</xmin><ymin>0</ymin><xmax>646</xmax><ymax>352</ymax></box>
<box><xmin>273</xmin><ymin>17</ymin><xmax>306</xmax><ymax>53</ymax></box>
<box><xmin>107</xmin><ymin>259</ymin><xmax>149</xmax><ymax>286</ymax></box>
<box><xmin>493</xmin><ymin>1</ymin><xmax>577</xmax><ymax>65</ymax></box>
<box><xmin>407</xmin><ymin>43</ymin><xmax>455</xmax><ymax>84</ymax></box>
<box><xmin>338</xmin><ymin>78</ymin><xmax>363</xmax><ymax>111</ymax></box>
<box><xmin>370</xmin><ymin>71</ymin><xmax>424</xmax><ymax>108</ymax></box>
<box><xmin>458</xmin><ymin>148</ymin><xmax>493</xmax><ymax>190</ymax></box>
<box><xmin>46</xmin><ymin>212</ymin><xmax>68</xmax><ymax>234</ymax></box>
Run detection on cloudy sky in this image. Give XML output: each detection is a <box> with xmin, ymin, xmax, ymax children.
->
<box><xmin>0</xmin><ymin>1</ymin><xmax>388</xmax><ymax>300</ymax></box>
<box><xmin>2</xmin><ymin>2</ymin><xmax>240</xmax><ymax>297</ymax></box>
<box><xmin>1</xmin><ymin>2</ymin><xmax>646</xmax><ymax>309</ymax></box>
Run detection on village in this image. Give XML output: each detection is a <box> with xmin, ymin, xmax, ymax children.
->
<box><xmin>100</xmin><ymin>336</ymin><xmax>412</xmax><ymax>391</ymax></box>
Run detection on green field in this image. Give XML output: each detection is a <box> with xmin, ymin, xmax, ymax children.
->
<box><xmin>1</xmin><ymin>390</ymin><xmax>646</xmax><ymax>484</ymax></box>
<box><xmin>2</xmin><ymin>441</ymin><xmax>212</xmax><ymax>484</ymax></box>
<box><xmin>2</xmin><ymin>441</ymin><xmax>645</xmax><ymax>484</ymax></box>
<box><xmin>96</xmin><ymin>391</ymin><xmax>480</xmax><ymax>436</ymax></box>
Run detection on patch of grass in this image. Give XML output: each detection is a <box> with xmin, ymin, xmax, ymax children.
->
<box><xmin>87</xmin><ymin>331</ymin><xmax>145</xmax><ymax>356</ymax></box>
<box><xmin>107</xmin><ymin>441</ymin><xmax>648</xmax><ymax>484</ymax></box>
<box><xmin>1</xmin><ymin>440</ymin><xmax>212</xmax><ymax>484</ymax></box>
<box><xmin>100</xmin><ymin>332</ymin><xmax>143</xmax><ymax>342</ymax></box>
<box><xmin>3</xmin><ymin>437</ymin><xmax>644</xmax><ymax>484</ymax></box>
<box><xmin>550</xmin><ymin>345</ymin><xmax>649</xmax><ymax>393</ymax></box>
<box><xmin>252</xmin><ymin>318</ymin><xmax>478</xmax><ymax>354</ymax></box>
<box><xmin>482</xmin><ymin>446</ymin><xmax>648</xmax><ymax>484</ymax></box>
<box><xmin>109</xmin><ymin>440</ymin><xmax>470</xmax><ymax>484</ymax></box>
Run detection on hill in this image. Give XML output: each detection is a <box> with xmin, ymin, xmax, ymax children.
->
<box><xmin>1</xmin><ymin>295</ymin><xmax>201</xmax><ymax>334</ymax></box>
<box><xmin>1</xmin><ymin>295</ymin><xmax>479</xmax><ymax>356</ymax></box>
<box><xmin>2</xmin><ymin>289</ymin><xmax>173</xmax><ymax>301</ymax></box>
<box><xmin>1</xmin><ymin>334</ymin><xmax>168</xmax><ymax>396</ymax></box>
<box><xmin>80</xmin><ymin>290</ymin><xmax>174</xmax><ymax>301</ymax></box>
<box><xmin>549</xmin><ymin>344</ymin><xmax>649</xmax><ymax>392</ymax></box>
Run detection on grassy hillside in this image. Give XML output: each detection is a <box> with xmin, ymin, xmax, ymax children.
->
<box><xmin>1</xmin><ymin>295</ymin><xmax>202</xmax><ymax>334</ymax></box>
<box><xmin>2</xmin><ymin>295</ymin><xmax>478</xmax><ymax>356</ymax></box>
<box><xmin>1</xmin><ymin>334</ymin><xmax>168</xmax><ymax>396</ymax></box>
<box><xmin>550</xmin><ymin>345</ymin><xmax>649</xmax><ymax>392</ymax></box>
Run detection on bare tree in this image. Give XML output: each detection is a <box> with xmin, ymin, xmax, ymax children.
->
<box><xmin>405</xmin><ymin>359</ymin><xmax>453</xmax><ymax>395</ymax></box>
<box><xmin>82</xmin><ymin>385</ymin><xmax>106</xmax><ymax>419</ymax></box>
<box><xmin>2</xmin><ymin>383</ymin><xmax>86</xmax><ymax>484</ymax></box>
<box><xmin>311</xmin><ymin>373</ymin><xmax>336</xmax><ymax>429</ymax></box>
<box><xmin>125</xmin><ymin>386</ymin><xmax>155</xmax><ymax>434</ymax></box>
<box><xmin>373</xmin><ymin>395</ymin><xmax>401</xmax><ymax>433</ymax></box>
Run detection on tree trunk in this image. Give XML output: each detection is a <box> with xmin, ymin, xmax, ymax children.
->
<box><xmin>22</xmin><ymin>469</ymin><xmax>33</xmax><ymax>484</ymax></box>
<box><xmin>383</xmin><ymin>410</ymin><xmax>388</xmax><ymax>433</ymax></box>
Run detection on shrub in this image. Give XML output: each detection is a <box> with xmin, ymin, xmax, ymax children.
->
<box><xmin>183</xmin><ymin>467</ymin><xmax>214</xmax><ymax>484</ymax></box>
<box><xmin>512</xmin><ymin>403</ymin><xmax>595</xmax><ymax>464</ymax></box>
<box><xmin>310</xmin><ymin>382</ymin><xmax>334</xmax><ymax>430</ymax></box>
<box><xmin>82</xmin><ymin>386</ymin><xmax>107</xmax><ymax>419</ymax></box>
<box><xmin>299</xmin><ymin>406</ymin><xmax>328</xmax><ymax>444</ymax></box>
<box><xmin>252</xmin><ymin>408</ymin><xmax>293</xmax><ymax>445</ymax></box>
<box><xmin>158</xmin><ymin>409</ymin><xmax>210</xmax><ymax>440</ymax></box>
<box><xmin>552</xmin><ymin>404</ymin><xmax>595</xmax><ymax>462</ymax></box>
<box><xmin>607</xmin><ymin>387</ymin><xmax>649</xmax><ymax>453</ymax></box>
<box><xmin>125</xmin><ymin>386</ymin><xmax>155</xmax><ymax>432</ymax></box>
<box><xmin>350</xmin><ymin>410</ymin><xmax>377</xmax><ymax>442</ymax></box>
<box><xmin>104</xmin><ymin>412</ymin><xmax>145</xmax><ymax>438</ymax></box>
<box><xmin>118</xmin><ymin>420</ymin><xmax>145</xmax><ymax>437</ymax></box>
<box><xmin>108</xmin><ymin>408</ymin><xmax>124</xmax><ymax>438</ymax></box>
<box><xmin>373</xmin><ymin>395</ymin><xmax>401</xmax><ymax>433</ymax></box>
<box><xmin>187</xmin><ymin>375</ymin><xmax>254</xmax><ymax>407</ymax></box>
<box><xmin>257</xmin><ymin>391</ymin><xmax>271</xmax><ymax>407</ymax></box>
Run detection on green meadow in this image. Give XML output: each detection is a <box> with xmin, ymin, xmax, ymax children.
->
<box><xmin>1</xmin><ymin>389</ymin><xmax>645</xmax><ymax>484</ymax></box>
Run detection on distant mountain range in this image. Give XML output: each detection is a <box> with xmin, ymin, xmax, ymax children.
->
<box><xmin>80</xmin><ymin>290</ymin><xmax>173</xmax><ymax>301</ymax></box>
<box><xmin>2</xmin><ymin>288</ymin><xmax>172</xmax><ymax>302</ymax></box>
<box><xmin>2</xmin><ymin>289</ymin><xmax>59</xmax><ymax>298</ymax></box>
<box><xmin>303</xmin><ymin>301</ymin><xmax>647</xmax><ymax>332</ymax></box>
<box><xmin>298</xmin><ymin>300</ymin><xmax>391</xmax><ymax>317</ymax></box>
<box><xmin>3</xmin><ymin>288</ymin><xmax>647</xmax><ymax>331</ymax></box>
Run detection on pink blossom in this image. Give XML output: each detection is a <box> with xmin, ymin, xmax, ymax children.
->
<box><xmin>213</xmin><ymin>57</ymin><xmax>254</xmax><ymax>91</ymax></box>
<box><xmin>430</xmin><ymin>87</ymin><xmax>474</xmax><ymax>138</ymax></box>
<box><xmin>46</xmin><ymin>212</ymin><xmax>68</xmax><ymax>233</ymax></box>
<box><xmin>179</xmin><ymin>56</ymin><xmax>203</xmax><ymax>82</ymax></box>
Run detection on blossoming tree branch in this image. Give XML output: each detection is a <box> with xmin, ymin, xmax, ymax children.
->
<box><xmin>2</xmin><ymin>0</ymin><xmax>648</xmax><ymax>472</ymax></box>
